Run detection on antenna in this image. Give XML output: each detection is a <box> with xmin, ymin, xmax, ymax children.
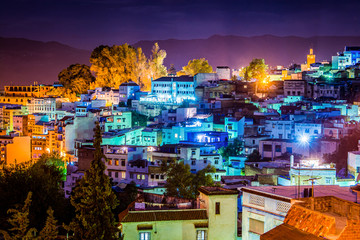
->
<box><xmin>303</xmin><ymin>177</ymin><xmax>321</xmax><ymax>209</ymax></box>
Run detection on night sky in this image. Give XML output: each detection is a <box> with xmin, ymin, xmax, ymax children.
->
<box><xmin>1</xmin><ymin>0</ymin><xmax>360</xmax><ymax>50</ymax></box>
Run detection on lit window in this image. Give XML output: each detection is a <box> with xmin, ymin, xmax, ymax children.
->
<box><xmin>139</xmin><ymin>232</ymin><xmax>150</xmax><ymax>240</ymax></box>
<box><xmin>196</xmin><ymin>230</ymin><xmax>207</xmax><ymax>240</ymax></box>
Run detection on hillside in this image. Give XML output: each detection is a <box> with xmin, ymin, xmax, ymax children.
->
<box><xmin>0</xmin><ymin>37</ymin><xmax>91</xmax><ymax>88</ymax></box>
<box><xmin>1</xmin><ymin>35</ymin><xmax>360</xmax><ymax>88</ymax></box>
<box><xmin>135</xmin><ymin>35</ymin><xmax>360</xmax><ymax>70</ymax></box>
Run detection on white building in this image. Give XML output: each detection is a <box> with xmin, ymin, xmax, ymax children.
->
<box><xmin>160</xmin><ymin>107</ymin><xmax>197</xmax><ymax>123</ymax></box>
<box><xmin>140</xmin><ymin>76</ymin><xmax>196</xmax><ymax>104</ymax></box>
<box><xmin>216</xmin><ymin>66</ymin><xmax>231</xmax><ymax>80</ymax></box>
<box><xmin>241</xmin><ymin>185</ymin><xmax>358</xmax><ymax>240</ymax></box>
<box><xmin>92</xmin><ymin>87</ymin><xmax>119</xmax><ymax>106</ymax></box>
<box><xmin>119</xmin><ymin>81</ymin><xmax>140</xmax><ymax>104</ymax></box>
<box><xmin>294</xmin><ymin>121</ymin><xmax>322</xmax><ymax>139</ymax></box>
<box><xmin>265</xmin><ymin>119</ymin><xmax>294</xmax><ymax>139</ymax></box>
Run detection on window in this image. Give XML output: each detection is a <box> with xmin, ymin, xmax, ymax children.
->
<box><xmin>115</xmin><ymin>160</ymin><xmax>119</xmax><ymax>166</ymax></box>
<box><xmin>121</xmin><ymin>160</ymin><xmax>125</xmax><ymax>166</ymax></box>
<box><xmin>325</xmin><ymin>177</ymin><xmax>332</xmax><ymax>184</ymax></box>
<box><xmin>139</xmin><ymin>232</ymin><xmax>150</xmax><ymax>240</ymax></box>
<box><xmin>357</xmin><ymin>167</ymin><xmax>360</xmax><ymax>173</ymax></box>
<box><xmin>115</xmin><ymin>172</ymin><xmax>119</xmax><ymax>178</ymax></box>
<box><xmin>249</xmin><ymin>218</ymin><xmax>264</xmax><ymax>235</ymax></box>
<box><xmin>275</xmin><ymin>145</ymin><xmax>281</xmax><ymax>152</ymax></box>
<box><xmin>286</xmin><ymin>147</ymin><xmax>292</xmax><ymax>154</ymax></box>
<box><xmin>215</xmin><ymin>202</ymin><xmax>220</xmax><ymax>214</ymax></box>
<box><xmin>196</xmin><ymin>230</ymin><xmax>207</xmax><ymax>240</ymax></box>
<box><xmin>263</xmin><ymin>144</ymin><xmax>272</xmax><ymax>151</ymax></box>
<box><xmin>108</xmin><ymin>160</ymin><xmax>112</xmax><ymax>165</ymax></box>
<box><xmin>191</xmin><ymin>160</ymin><xmax>196</xmax><ymax>165</ymax></box>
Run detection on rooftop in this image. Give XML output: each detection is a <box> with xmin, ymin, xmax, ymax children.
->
<box><xmin>198</xmin><ymin>186</ymin><xmax>239</xmax><ymax>195</ymax></box>
<box><xmin>261</xmin><ymin>223</ymin><xmax>323</xmax><ymax>240</ymax></box>
<box><xmin>242</xmin><ymin>185</ymin><xmax>358</xmax><ymax>202</ymax></box>
<box><xmin>153</xmin><ymin>76</ymin><xmax>194</xmax><ymax>82</ymax></box>
<box><xmin>121</xmin><ymin>209</ymin><xmax>207</xmax><ymax>223</ymax></box>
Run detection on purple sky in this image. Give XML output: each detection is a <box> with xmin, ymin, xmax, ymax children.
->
<box><xmin>1</xmin><ymin>0</ymin><xmax>359</xmax><ymax>50</ymax></box>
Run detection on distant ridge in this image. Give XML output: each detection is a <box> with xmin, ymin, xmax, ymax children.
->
<box><xmin>0</xmin><ymin>37</ymin><xmax>91</xmax><ymax>88</ymax></box>
<box><xmin>134</xmin><ymin>34</ymin><xmax>360</xmax><ymax>70</ymax></box>
<box><xmin>1</xmin><ymin>35</ymin><xmax>360</xmax><ymax>88</ymax></box>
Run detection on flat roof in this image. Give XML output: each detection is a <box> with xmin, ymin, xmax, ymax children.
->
<box><xmin>242</xmin><ymin>185</ymin><xmax>357</xmax><ymax>202</ymax></box>
<box><xmin>198</xmin><ymin>186</ymin><xmax>239</xmax><ymax>195</ymax></box>
<box><xmin>121</xmin><ymin>209</ymin><xmax>207</xmax><ymax>223</ymax></box>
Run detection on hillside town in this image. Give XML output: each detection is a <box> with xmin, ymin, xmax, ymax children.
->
<box><xmin>1</xmin><ymin>46</ymin><xmax>360</xmax><ymax>240</ymax></box>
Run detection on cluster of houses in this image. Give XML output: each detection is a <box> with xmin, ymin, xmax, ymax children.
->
<box><xmin>1</xmin><ymin>46</ymin><xmax>360</xmax><ymax>239</ymax></box>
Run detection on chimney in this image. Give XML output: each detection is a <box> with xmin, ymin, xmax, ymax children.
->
<box><xmin>290</xmin><ymin>155</ymin><xmax>294</xmax><ymax>167</ymax></box>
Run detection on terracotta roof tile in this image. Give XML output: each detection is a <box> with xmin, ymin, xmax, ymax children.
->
<box><xmin>261</xmin><ymin>223</ymin><xmax>324</xmax><ymax>240</ymax></box>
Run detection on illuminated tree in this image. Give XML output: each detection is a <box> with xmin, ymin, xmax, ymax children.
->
<box><xmin>177</xmin><ymin>58</ymin><xmax>213</xmax><ymax>76</ymax></box>
<box><xmin>90</xmin><ymin>43</ymin><xmax>167</xmax><ymax>91</ymax></box>
<box><xmin>148</xmin><ymin>43</ymin><xmax>167</xmax><ymax>85</ymax></box>
<box><xmin>58</xmin><ymin>64</ymin><xmax>95</xmax><ymax>94</ymax></box>
<box><xmin>243</xmin><ymin>58</ymin><xmax>269</xmax><ymax>95</ymax></box>
<box><xmin>68</xmin><ymin>122</ymin><xmax>118</xmax><ymax>239</ymax></box>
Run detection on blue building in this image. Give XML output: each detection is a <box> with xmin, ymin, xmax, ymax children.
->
<box><xmin>184</xmin><ymin>131</ymin><xmax>229</xmax><ymax>149</ymax></box>
<box><xmin>141</xmin><ymin>76</ymin><xmax>196</xmax><ymax>104</ymax></box>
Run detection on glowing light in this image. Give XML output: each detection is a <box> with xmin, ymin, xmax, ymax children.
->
<box><xmin>299</xmin><ymin>135</ymin><xmax>309</xmax><ymax>144</ymax></box>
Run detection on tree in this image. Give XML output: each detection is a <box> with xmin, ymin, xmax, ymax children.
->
<box><xmin>131</xmin><ymin>111</ymin><xmax>148</xmax><ymax>127</ymax></box>
<box><xmin>58</xmin><ymin>64</ymin><xmax>95</xmax><ymax>94</ymax></box>
<box><xmin>148</xmin><ymin>43</ymin><xmax>167</xmax><ymax>83</ymax></box>
<box><xmin>218</xmin><ymin>138</ymin><xmax>244</xmax><ymax>164</ymax></box>
<box><xmin>246</xmin><ymin>149</ymin><xmax>261</xmax><ymax>162</ymax></box>
<box><xmin>243</xmin><ymin>58</ymin><xmax>269</xmax><ymax>94</ymax></box>
<box><xmin>163</xmin><ymin>162</ymin><xmax>215</xmax><ymax>199</ymax></box>
<box><xmin>0</xmin><ymin>158</ymin><xmax>71</xmax><ymax>231</ymax></box>
<box><xmin>68</xmin><ymin>122</ymin><xmax>118</xmax><ymax>239</ymax></box>
<box><xmin>177</xmin><ymin>58</ymin><xmax>213</xmax><ymax>76</ymax></box>
<box><xmin>90</xmin><ymin>43</ymin><xmax>167</xmax><ymax>91</ymax></box>
<box><xmin>0</xmin><ymin>192</ymin><xmax>37</xmax><ymax>240</ymax></box>
<box><xmin>115</xmin><ymin>181</ymin><xmax>138</xmax><ymax>214</ymax></box>
<box><xmin>39</xmin><ymin>207</ymin><xmax>58</xmax><ymax>240</ymax></box>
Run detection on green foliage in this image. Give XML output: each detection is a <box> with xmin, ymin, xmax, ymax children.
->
<box><xmin>163</xmin><ymin>162</ymin><xmax>215</xmax><ymax>199</ymax></box>
<box><xmin>39</xmin><ymin>207</ymin><xmax>58</xmax><ymax>240</ymax></box>
<box><xmin>1</xmin><ymin>192</ymin><xmax>37</xmax><ymax>240</ymax></box>
<box><xmin>0</xmin><ymin>160</ymin><xmax>71</xmax><ymax>231</ymax></box>
<box><xmin>323</xmin><ymin>129</ymin><xmax>360</xmax><ymax>173</ymax></box>
<box><xmin>178</xmin><ymin>58</ymin><xmax>213</xmax><ymax>76</ymax></box>
<box><xmin>243</xmin><ymin>58</ymin><xmax>268</xmax><ymax>82</ymax></box>
<box><xmin>218</xmin><ymin>138</ymin><xmax>244</xmax><ymax>163</ymax></box>
<box><xmin>246</xmin><ymin>149</ymin><xmax>261</xmax><ymax>162</ymax></box>
<box><xmin>115</xmin><ymin>181</ymin><xmax>138</xmax><ymax>214</ymax></box>
<box><xmin>68</xmin><ymin>122</ymin><xmax>119</xmax><ymax>239</ymax></box>
<box><xmin>131</xmin><ymin>111</ymin><xmax>148</xmax><ymax>127</ymax></box>
<box><xmin>58</xmin><ymin>64</ymin><xmax>95</xmax><ymax>94</ymax></box>
<box><xmin>39</xmin><ymin>152</ymin><xmax>67</xmax><ymax>181</ymax></box>
<box><xmin>90</xmin><ymin>43</ymin><xmax>167</xmax><ymax>91</ymax></box>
